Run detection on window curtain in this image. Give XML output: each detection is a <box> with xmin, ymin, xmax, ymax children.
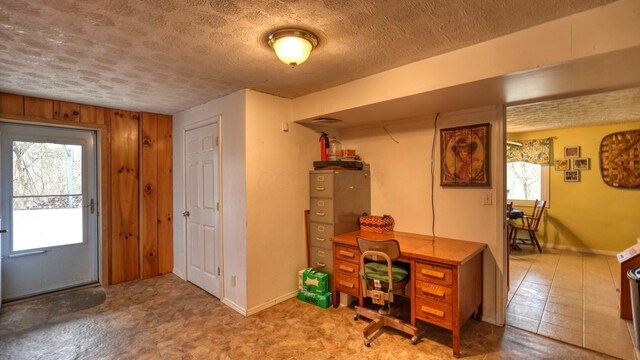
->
<box><xmin>507</xmin><ymin>139</ymin><xmax>551</xmax><ymax>165</ymax></box>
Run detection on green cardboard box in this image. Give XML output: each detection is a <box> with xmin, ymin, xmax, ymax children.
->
<box><xmin>298</xmin><ymin>267</ymin><xmax>313</xmax><ymax>290</ymax></box>
<box><xmin>297</xmin><ymin>289</ymin><xmax>332</xmax><ymax>309</ymax></box>
<box><xmin>302</xmin><ymin>268</ymin><xmax>329</xmax><ymax>294</ymax></box>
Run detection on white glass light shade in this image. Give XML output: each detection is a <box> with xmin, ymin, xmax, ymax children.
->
<box><xmin>272</xmin><ymin>36</ymin><xmax>313</xmax><ymax>66</ymax></box>
<box><xmin>267</xmin><ymin>29</ymin><xmax>318</xmax><ymax>67</ymax></box>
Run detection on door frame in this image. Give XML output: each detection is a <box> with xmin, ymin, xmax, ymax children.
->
<box><xmin>181</xmin><ymin>115</ymin><xmax>223</xmax><ymax>298</ymax></box>
<box><xmin>0</xmin><ymin>118</ymin><xmax>109</xmax><ymax>290</ymax></box>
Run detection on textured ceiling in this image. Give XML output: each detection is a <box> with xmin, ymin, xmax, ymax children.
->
<box><xmin>0</xmin><ymin>0</ymin><xmax>615</xmax><ymax>114</ymax></box>
<box><xmin>507</xmin><ymin>87</ymin><xmax>640</xmax><ymax>133</ymax></box>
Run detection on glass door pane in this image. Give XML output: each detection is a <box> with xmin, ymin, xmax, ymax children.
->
<box><xmin>12</xmin><ymin>141</ymin><xmax>83</xmax><ymax>251</ymax></box>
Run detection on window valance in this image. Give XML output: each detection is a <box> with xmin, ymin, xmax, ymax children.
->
<box><xmin>507</xmin><ymin>139</ymin><xmax>551</xmax><ymax>165</ymax></box>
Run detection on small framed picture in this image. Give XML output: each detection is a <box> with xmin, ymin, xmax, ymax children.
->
<box><xmin>574</xmin><ymin>158</ymin><xmax>590</xmax><ymax>170</ymax></box>
<box><xmin>555</xmin><ymin>159</ymin><xmax>570</xmax><ymax>171</ymax></box>
<box><xmin>564</xmin><ymin>146</ymin><xmax>580</xmax><ymax>158</ymax></box>
<box><xmin>564</xmin><ymin>170</ymin><xmax>580</xmax><ymax>182</ymax></box>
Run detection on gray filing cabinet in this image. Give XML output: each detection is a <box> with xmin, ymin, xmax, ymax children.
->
<box><xmin>308</xmin><ymin>169</ymin><xmax>370</xmax><ymax>287</ymax></box>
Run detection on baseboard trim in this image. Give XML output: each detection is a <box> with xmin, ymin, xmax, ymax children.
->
<box><xmin>172</xmin><ymin>269</ymin><xmax>186</xmax><ymax>280</ymax></box>
<box><xmin>542</xmin><ymin>243</ymin><xmax>618</xmax><ymax>257</ymax></box>
<box><xmin>246</xmin><ymin>290</ymin><xmax>298</xmax><ymax>316</ymax></box>
<box><xmin>222</xmin><ymin>297</ymin><xmax>247</xmax><ymax>316</ymax></box>
<box><xmin>480</xmin><ymin>316</ymin><xmax>497</xmax><ymax>326</ymax></box>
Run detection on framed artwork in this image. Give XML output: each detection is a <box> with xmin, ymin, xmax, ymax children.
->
<box><xmin>573</xmin><ymin>158</ymin><xmax>590</xmax><ymax>170</ymax></box>
<box><xmin>555</xmin><ymin>159</ymin><xmax>570</xmax><ymax>171</ymax></box>
<box><xmin>440</xmin><ymin>123</ymin><xmax>491</xmax><ymax>186</ymax></box>
<box><xmin>564</xmin><ymin>170</ymin><xmax>580</xmax><ymax>182</ymax></box>
<box><xmin>564</xmin><ymin>146</ymin><xmax>580</xmax><ymax>158</ymax></box>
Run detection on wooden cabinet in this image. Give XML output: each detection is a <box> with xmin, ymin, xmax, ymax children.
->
<box><xmin>620</xmin><ymin>255</ymin><xmax>640</xmax><ymax>320</ymax></box>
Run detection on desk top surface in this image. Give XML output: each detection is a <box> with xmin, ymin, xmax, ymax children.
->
<box><xmin>332</xmin><ymin>230</ymin><xmax>487</xmax><ymax>266</ymax></box>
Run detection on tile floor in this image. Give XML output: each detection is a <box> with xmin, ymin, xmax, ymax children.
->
<box><xmin>508</xmin><ymin>246</ymin><xmax>638</xmax><ymax>359</ymax></box>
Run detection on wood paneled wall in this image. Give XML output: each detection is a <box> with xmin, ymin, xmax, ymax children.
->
<box><xmin>0</xmin><ymin>92</ymin><xmax>173</xmax><ymax>285</ymax></box>
<box><xmin>110</xmin><ymin>110</ymin><xmax>141</xmax><ymax>283</ymax></box>
<box><xmin>141</xmin><ymin>112</ymin><xmax>173</xmax><ymax>278</ymax></box>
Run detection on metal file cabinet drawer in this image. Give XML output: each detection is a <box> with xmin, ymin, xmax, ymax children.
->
<box><xmin>310</xmin><ymin>173</ymin><xmax>334</xmax><ymax>198</ymax></box>
<box><xmin>309</xmin><ymin>246</ymin><xmax>333</xmax><ymax>274</ymax></box>
<box><xmin>309</xmin><ymin>222</ymin><xmax>334</xmax><ymax>250</ymax></box>
<box><xmin>310</xmin><ymin>198</ymin><xmax>334</xmax><ymax>223</ymax></box>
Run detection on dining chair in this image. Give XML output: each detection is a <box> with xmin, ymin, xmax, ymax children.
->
<box><xmin>509</xmin><ymin>200</ymin><xmax>546</xmax><ymax>252</ymax></box>
<box><xmin>506</xmin><ymin>202</ymin><xmax>514</xmax><ymax>252</ymax></box>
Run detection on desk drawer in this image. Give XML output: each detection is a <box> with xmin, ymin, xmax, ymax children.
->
<box><xmin>310</xmin><ymin>199</ymin><xmax>334</xmax><ymax>223</ymax></box>
<box><xmin>415</xmin><ymin>280</ymin><xmax>453</xmax><ymax>304</ymax></box>
<box><xmin>309</xmin><ymin>246</ymin><xmax>333</xmax><ymax>274</ymax></box>
<box><xmin>335</xmin><ymin>259</ymin><xmax>359</xmax><ymax>277</ymax></box>
<box><xmin>415</xmin><ymin>297</ymin><xmax>452</xmax><ymax>329</ymax></box>
<box><xmin>335</xmin><ymin>273</ymin><xmax>359</xmax><ymax>297</ymax></box>
<box><xmin>415</xmin><ymin>262</ymin><xmax>452</xmax><ymax>286</ymax></box>
<box><xmin>310</xmin><ymin>173</ymin><xmax>334</xmax><ymax>197</ymax></box>
<box><xmin>309</xmin><ymin>223</ymin><xmax>333</xmax><ymax>250</ymax></box>
<box><xmin>335</xmin><ymin>245</ymin><xmax>360</xmax><ymax>264</ymax></box>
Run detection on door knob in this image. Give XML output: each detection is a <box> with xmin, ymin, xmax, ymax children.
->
<box><xmin>0</xmin><ymin>229</ymin><xmax>7</xmax><ymax>233</ymax></box>
<box><xmin>84</xmin><ymin>198</ymin><xmax>95</xmax><ymax>214</ymax></box>
<box><xmin>183</xmin><ymin>211</ymin><xmax>190</xmax><ymax>217</ymax></box>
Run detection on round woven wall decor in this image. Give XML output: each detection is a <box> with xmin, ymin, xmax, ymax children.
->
<box><xmin>599</xmin><ymin>129</ymin><xmax>640</xmax><ymax>188</ymax></box>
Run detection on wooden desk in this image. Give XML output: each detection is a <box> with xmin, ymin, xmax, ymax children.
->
<box><xmin>331</xmin><ymin>230</ymin><xmax>486</xmax><ymax>358</ymax></box>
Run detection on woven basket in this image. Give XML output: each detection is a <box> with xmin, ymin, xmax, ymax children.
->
<box><xmin>359</xmin><ymin>214</ymin><xmax>394</xmax><ymax>233</ymax></box>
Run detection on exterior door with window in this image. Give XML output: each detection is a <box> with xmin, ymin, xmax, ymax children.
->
<box><xmin>0</xmin><ymin>123</ymin><xmax>98</xmax><ymax>301</ymax></box>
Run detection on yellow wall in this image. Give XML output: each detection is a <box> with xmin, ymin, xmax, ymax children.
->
<box><xmin>508</xmin><ymin>121</ymin><xmax>640</xmax><ymax>253</ymax></box>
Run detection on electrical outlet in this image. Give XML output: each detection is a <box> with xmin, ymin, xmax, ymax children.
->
<box><xmin>230</xmin><ymin>274</ymin><xmax>236</xmax><ymax>287</ymax></box>
<box><xmin>483</xmin><ymin>192</ymin><xmax>492</xmax><ymax>205</ymax></box>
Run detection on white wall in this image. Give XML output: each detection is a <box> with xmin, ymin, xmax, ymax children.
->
<box><xmin>244</xmin><ymin>90</ymin><xmax>318</xmax><ymax>313</ymax></box>
<box><xmin>341</xmin><ymin>106</ymin><xmax>505</xmax><ymax>324</ymax></box>
<box><xmin>172</xmin><ymin>89</ymin><xmax>248</xmax><ymax>312</ymax></box>
<box><xmin>292</xmin><ymin>0</ymin><xmax>640</xmax><ymax>120</ymax></box>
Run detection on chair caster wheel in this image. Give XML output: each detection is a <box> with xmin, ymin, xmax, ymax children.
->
<box><xmin>363</xmin><ymin>338</ymin><xmax>371</xmax><ymax>347</ymax></box>
<box><xmin>411</xmin><ymin>336</ymin><xmax>419</xmax><ymax>345</ymax></box>
<box><xmin>353</xmin><ymin>313</ymin><xmax>359</xmax><ymax>321</ymax></box>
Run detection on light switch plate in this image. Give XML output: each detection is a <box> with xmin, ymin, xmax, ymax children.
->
<box><xmin>483</xmin><ymin>192</ymin><xmax>492</xmax><ymax>205</ymax></box>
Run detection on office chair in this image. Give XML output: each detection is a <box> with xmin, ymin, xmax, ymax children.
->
<box><xmin>354</xmin><ymin>237</ymin><xmax>419</xmax><ymax>346</ymax></box>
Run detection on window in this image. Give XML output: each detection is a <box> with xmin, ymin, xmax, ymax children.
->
<box><xmin>507</xmin><ymin>161</ymin><xmax>549</xmax><ymax>207</ymax></box>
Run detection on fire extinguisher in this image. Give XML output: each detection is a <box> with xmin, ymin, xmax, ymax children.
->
<box><xmin>319</xmin><ymin>132</ymin><xmax>329</xmax><ymax>161</ymax></box>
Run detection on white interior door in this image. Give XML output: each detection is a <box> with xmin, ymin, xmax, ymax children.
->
<box><xmin>0</xmin><ymin>123</ymin><xmax>98</xmax><ymax>301</ymax></box>
<box><xmin>184</xmin><ymin>122</ymin><xmax>220</xmax><ymax>297</ymax></box>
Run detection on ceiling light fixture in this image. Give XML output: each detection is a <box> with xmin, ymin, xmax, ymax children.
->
<box><xmin>267</xmin><ymin>28</ymin><xmax>318</xmax><ymax>67</ymax></box>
